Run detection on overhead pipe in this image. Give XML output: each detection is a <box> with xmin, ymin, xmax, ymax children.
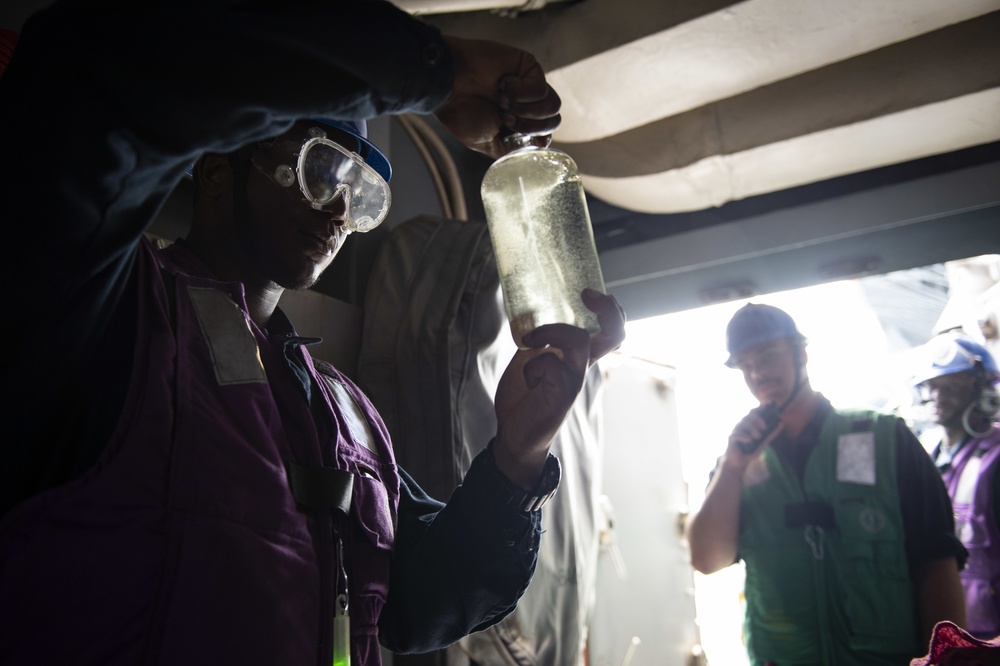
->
<box><xmin>393</xmin><ymin>0</ymin><xmax>572</xmax><ymax>16</ymax></box>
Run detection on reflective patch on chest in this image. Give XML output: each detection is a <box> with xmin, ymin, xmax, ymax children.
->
<box><xmin>837</xmin><ymin>431</ymin><xmax>876</xmax><ymax>485</ymax></box>
<box><xmin>955</xmin><ymin>454</ymin><xmax>983</xmax><ymax>505</ymax></box>
<box><xmin>323</xmin><ymin>375</ymin><xmax>378</xmax><ymax>456</ymax></box>
<box><xmin>957</xmin><ymin>519</ymin><xmax>977</xmax><ymax>545</ymax></box>
<box><xmin>188</xmin><ymin>286</ymin><xmax>267</xmax><ymax>385</ymax></box>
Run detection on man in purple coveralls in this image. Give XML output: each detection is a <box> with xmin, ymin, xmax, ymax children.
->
<box><xmin>0</xmin><ymin>2</ymin><xmax>627</xmax><ymax>664</ymax></box>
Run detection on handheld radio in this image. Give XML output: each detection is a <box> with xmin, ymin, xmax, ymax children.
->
<box><xmin>737</xmin><ymin>377</ymin><xmax>805</xmax><ymax>454</ymax></box>
<box><xmin>738</xmin><ymin>403</ymin><xmax>781</xmax><ymax>454</ymax></box>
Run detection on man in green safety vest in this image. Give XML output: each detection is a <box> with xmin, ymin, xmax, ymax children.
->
<box><xmin>686</xmin><ymin>303</ymin><xmax>967</xmax><ymax>666</ymax></box>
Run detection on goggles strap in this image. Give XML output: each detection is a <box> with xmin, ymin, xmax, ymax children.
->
<box><xmin>229</xmin><ymin>153</ymin><xmax>254</xmax><ymax>235</ymax></box>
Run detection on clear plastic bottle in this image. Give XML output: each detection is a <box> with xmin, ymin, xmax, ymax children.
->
<box><xmin>481</xmin><ymin>133</ymin><xmax>606</xmax><ymax>348</ymax></box>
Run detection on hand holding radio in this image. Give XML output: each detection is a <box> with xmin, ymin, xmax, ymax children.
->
<box><xmin>730</xmin><ymin>403</ymin><xmax>785</xmax><ymax>456</ymax></box>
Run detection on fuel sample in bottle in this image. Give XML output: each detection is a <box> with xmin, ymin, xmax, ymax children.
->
<box><xmin>481</xmin><ymin>133</ymin><xmax>606</xmax><ymax>347</ymax></box>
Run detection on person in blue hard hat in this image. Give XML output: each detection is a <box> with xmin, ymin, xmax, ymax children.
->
<box><xmin>686</xmin><ymin>303</ymin><xmax>967</xmax><ymax>666</ymax></box>
<box><xmin>0</xmin><ymin>2</ymin><xmax>626</xmax><ymax>665</ymax></box>
<box><xmin>916</xmin><ymin>334</ymin><xmax>1000</xmax><ymax>640</ymax></box>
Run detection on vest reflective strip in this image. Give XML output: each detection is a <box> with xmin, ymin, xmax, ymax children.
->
<box><xmin>188</xmin><ymin>286</ymin><xmax>267</xmax><ymax>385</ymax></box>
<box><xmin>955</xmin><ymin>453</ymin><xmax>983</xmax><ymax>505</ymax></box>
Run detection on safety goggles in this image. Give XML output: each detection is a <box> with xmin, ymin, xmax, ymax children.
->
<box><xmin>251</xmin><ymin>129</ymin><xmax>391</xmax><ymax>233</ymax></box>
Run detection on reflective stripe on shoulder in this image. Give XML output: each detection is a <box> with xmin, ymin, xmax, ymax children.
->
<box><xmin>188</xmin><ymin>286</ymin><xmax>267</xmax><ymax>385</ymax></box>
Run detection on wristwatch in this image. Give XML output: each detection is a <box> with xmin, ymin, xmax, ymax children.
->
<box><xmin>482</xmin><ymin>443</ymin><xmax>562</xmax><ymax>513</ymax></box>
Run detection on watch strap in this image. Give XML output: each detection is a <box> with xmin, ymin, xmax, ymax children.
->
<box><xmin>482</xmin><ymin>444</ymin><xmax>562</xmax><ymax>513</ymax></box>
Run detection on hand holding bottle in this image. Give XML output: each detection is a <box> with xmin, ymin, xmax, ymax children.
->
<box><xmin>492</xmin><ymin>289</ymin><xmax>625</xmax><ymax>489</ymax></box>
<box><xmin>434</xmin><ymin>35</ymin><xmax>561</xmax><ymax>158</ymax></box>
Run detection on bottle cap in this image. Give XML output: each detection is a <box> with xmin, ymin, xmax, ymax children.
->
<box><xmin>500</xmin><ymin>131</ymin><xmax>534</xmax><ymax>151</ymax></box>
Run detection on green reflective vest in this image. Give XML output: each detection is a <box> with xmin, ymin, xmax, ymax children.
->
<box><xmin>739</xmin><ymin>409</ymin><xmax>920</xmax><ymax>666</ymax></box>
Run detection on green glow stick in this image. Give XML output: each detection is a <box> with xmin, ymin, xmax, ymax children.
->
<box><xmin>333</xmin><ymin>593</ymin><xmax>350</xmax><ymax>666</ymax></box>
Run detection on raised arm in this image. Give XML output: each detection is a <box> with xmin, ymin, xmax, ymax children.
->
<box><xmin>381</xmin><ymin>290</ymin><xmax>625</xmax><ymax>651</ymax></box>
<box><xmin>686</xmin><ymin>408</ymin><xmax>783</xmax><ymax>573</ymax></box>
<box><xmin>1</xmin><ymin>1</ymin><xmax>452</xmax><ymax>326</ymax></box>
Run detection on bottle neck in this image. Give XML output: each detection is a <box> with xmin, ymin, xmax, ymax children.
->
<box><xmin>501</xmin><ymin>132</ymin><xmax>536</xmax><ymax>152</ymax></box>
